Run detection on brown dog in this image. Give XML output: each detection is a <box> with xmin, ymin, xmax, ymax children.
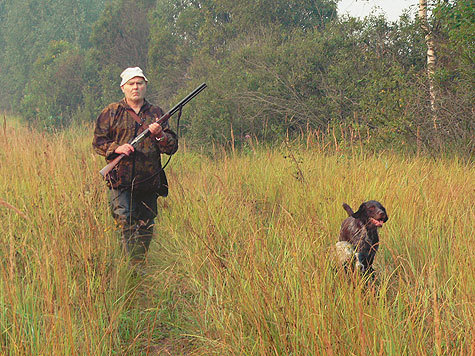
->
<box><xmin>335</xmin><ymin>201</ymin><xmax>388</xmax><ymax>275</ymax></box>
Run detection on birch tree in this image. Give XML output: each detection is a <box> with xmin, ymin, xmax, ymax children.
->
<box><xmin>419</xmin><ymin>0</ymin><xmax>438</xmax><ymax>131</ymax></box>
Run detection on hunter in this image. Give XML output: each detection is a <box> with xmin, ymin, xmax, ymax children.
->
<box><xmin>92</xmin><ymin>67</ymin><xmax>178</xmax><ymax>265</ymax></box>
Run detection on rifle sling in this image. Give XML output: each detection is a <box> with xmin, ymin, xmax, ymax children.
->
<box><xmin>126</xmin><ymin>108</ymin><xmax>148</xmax><ymax>130</ymax></box>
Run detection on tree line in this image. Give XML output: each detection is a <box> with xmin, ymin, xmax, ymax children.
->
<box><xmin>0</xmin><ymin>0</ymin><xmax>473</xmax><ymax>153</ymax></box>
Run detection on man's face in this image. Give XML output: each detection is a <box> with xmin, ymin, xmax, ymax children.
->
<box><xmin>121</xmin><ymin>76</ymin><xmax>147</xmax><ymax>103</ymax></box>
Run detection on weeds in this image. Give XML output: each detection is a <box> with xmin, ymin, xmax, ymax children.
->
<box><xmin>0</xmin><ymin>118</ymin><xmax>473</xmax><ymax>355</ymax></box>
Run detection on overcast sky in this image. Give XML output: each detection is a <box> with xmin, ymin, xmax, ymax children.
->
<box><xmin>338</xmin><ymin>0</ymin><xmax>418</xmax><ymax>22</ymax></box>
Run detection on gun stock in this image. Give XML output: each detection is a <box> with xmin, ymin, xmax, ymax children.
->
<box><xmin>99</xmin><ymin>153</ymin><xmax>126</xmax><ymax>177</ymax></box>
<box><xmin>99</xmin><ymin>83</ymin><xmax>206</xmax><ymax>178</ymax></box>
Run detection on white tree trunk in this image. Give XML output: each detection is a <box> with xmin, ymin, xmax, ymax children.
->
<box><xmin>419</xmin><ymin>0</ymin><xmax>438</xmax><ymax>130</ymax></box>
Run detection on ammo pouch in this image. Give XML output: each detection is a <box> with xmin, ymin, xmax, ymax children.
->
<box><xmin>132</xmin><ymin>169</ymin><xmax>169</xmax><ymax>197</ymax></box>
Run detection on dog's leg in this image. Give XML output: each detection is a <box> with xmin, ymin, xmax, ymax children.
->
<box><xmin>355</xmin><ymin>252</ymin><xmax>365</xmax><ymax>271</ymax></box>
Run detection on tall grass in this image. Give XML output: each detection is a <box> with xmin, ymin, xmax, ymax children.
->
<box><xmin>0</xmin><ymin>117</ymin><xmax>473</xmax><ymax>355</ymax></box>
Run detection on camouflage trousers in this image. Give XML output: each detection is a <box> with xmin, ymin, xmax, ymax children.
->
<box><xmin>109</xmin><ymin>188</ymin><xmax>159</xmax><ymax>263</ymax></box>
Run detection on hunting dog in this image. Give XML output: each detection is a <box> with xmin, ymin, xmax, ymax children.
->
<box><xmin>335</xmin><ymin>201</ymin><xmax>388</xmax><ymax>276</ymax></box>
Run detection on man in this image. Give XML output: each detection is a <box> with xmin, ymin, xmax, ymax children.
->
<box><xmin>93</xmin><ymin>67</ymin><xmax>178</xmax><ymax>264</ymax></box>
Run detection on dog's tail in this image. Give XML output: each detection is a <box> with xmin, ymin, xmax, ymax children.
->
<box><xmin>342</xmin><ymin>203</ymin><xmax>354</xmax><ymax>216</ymax></box>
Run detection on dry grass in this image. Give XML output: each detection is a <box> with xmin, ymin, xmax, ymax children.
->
<box><xmin>0</xmin><ymin>117</ymin><xmax>473</xmax><ymax>355</ymax></box>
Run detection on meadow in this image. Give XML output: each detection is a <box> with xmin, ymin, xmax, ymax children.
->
<box><xmin>0</xmin><ymin>117</ymin><xmax>473</xmax><ymax>355</ymax></box>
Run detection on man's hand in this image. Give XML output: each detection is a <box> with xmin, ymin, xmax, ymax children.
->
<box><xmin>115</xmin><ymin>143</ymin><xmax>135</xmax><ymax>156</ymax></box>
<box><xmin>149</xmin><ymin>122</ymin><xmax>164</xmax><ymax>138</ymax></box>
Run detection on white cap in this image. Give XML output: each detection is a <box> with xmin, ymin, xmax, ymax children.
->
<box><xmin>120</xmin><ymin>67</ymin><xmax>148</xmax><ymax>86</ymax></box>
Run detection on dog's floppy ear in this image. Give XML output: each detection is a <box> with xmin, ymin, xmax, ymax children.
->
<box><xmin>352</xmin><ymin>203</ymin><xmax>368</xmax><ymax>221</ymax></box>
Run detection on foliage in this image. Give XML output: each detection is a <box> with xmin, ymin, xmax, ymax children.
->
<box><xmin>431</xmin><ymin>0</ymin><xmax>475</xmax><ymax>143</ymax></box>
<box><xmin>0</xmin><ymin>0</ymin><xmax>473</xmax><ymax>152</ymax></box>
<box><xmin>0</xmin><ymin>0</ymin><xmax>106</xmax><ymax>110</ymax></box>
<box><xmin>20</xmin><ymin>41</ymin><xmax>87</xmax><ymax>129</ymax></box>
<box><xmin>89</xmin><ymin>0</ymin><xmax>155</xmax><ymax>71</ymax></box>
<box><xmin>178</xmin><ymin>16</ymin><xmax>430</xmax><ymax>149</ymax></box>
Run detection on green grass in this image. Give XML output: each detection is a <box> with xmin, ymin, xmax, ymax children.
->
<box><xmin>0</xmin><ymin>118</ymin><xmax>473</xmax><ymax>355</ymax></box>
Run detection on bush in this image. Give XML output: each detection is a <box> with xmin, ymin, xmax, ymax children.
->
<box><xmin>20</xmin><ymin>41</ymin><xmax>89</xmax><ymax>129</ymax></box>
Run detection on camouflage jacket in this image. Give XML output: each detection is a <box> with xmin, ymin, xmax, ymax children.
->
<box><xmin>92</xmin><ymin>98</ymin><xmax>178</xmax><ymax>195</ymax></box>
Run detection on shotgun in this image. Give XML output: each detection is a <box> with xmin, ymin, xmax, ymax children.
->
<box><xmin>99</xmin><ymin>82</ymin><xmax>207</xmax><ymax>177</ymax></box>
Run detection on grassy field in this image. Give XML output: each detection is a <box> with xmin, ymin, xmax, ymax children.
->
<box><xmin>0</xmin><ymin>117</ymin><xmax>473</xmax><ymax>355</ymax></box>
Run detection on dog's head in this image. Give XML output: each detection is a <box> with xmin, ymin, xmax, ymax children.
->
<box><xmin>352</xmin><ymin>200</ymin><xmax>388</xmax><ymax>228</ymax></box>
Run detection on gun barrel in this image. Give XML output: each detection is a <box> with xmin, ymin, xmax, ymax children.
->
<box><xmin>131</xmin><ymin>82</ymin><xmax>207</xmax><ymax>148</ymax></box>
<box><xmin>167</xmin><ymin>82</ymin><xmax>207</xmax><ymax>117</ymax></box>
